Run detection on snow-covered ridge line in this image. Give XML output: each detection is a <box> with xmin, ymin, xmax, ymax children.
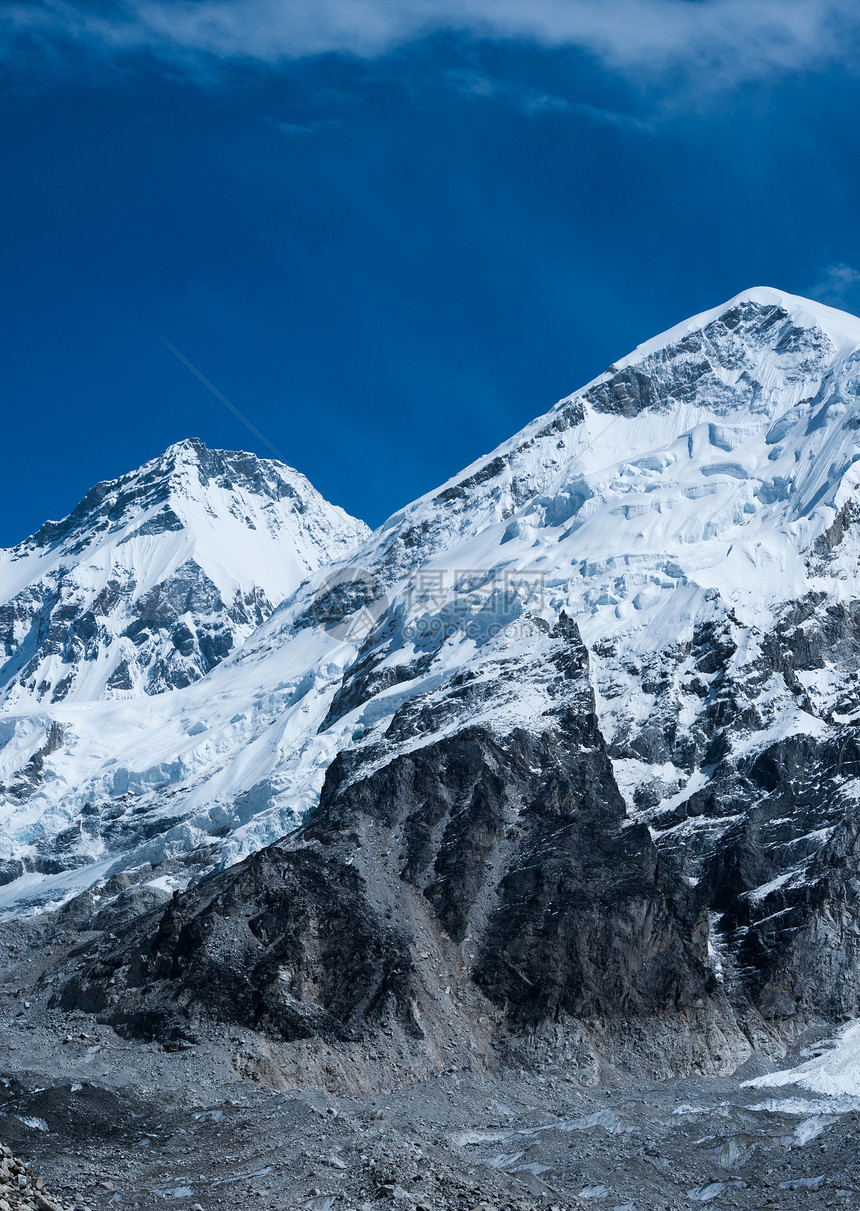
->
<box><xmin>616</xmin><ymin>286</ymin><xmax>860</xmax><ymax>369</ymax></box>
<box><xmin>381</xmin><ymin>286</ymin><xmax>860</xmax><ymax>528</ymax></box>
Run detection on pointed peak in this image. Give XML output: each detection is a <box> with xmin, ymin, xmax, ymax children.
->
<box><xmin>614</xmin><ymin>287</ymin><xmax>860</xmax><ymax>375</ymax></box>
<box><xmin>153</xmin><ymin>437</ymin><xmax>304</xmax><ymax>488</ymax></box>
<box><xmin>162</xmin><ymin>436</ymin><xmax>209</xmax><ymax>461</ymax></box>
<box><xmin>156</xmin><ymin>436</ymin><xmax>260</xmax><ymax>474</ymax></box>
<box><xmin>713</xmin><ymin>286</ymin><xmax>860</xmax><ymax>339</ymax></box>
<box><xmin>9</xmin><ymin>436</ymin><xmax>367</xmax><ymax>560</ymax></box>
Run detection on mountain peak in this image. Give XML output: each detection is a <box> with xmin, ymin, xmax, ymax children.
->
<box><xmin>0</xmin><ymin>440</ymin><xmax>369</xmax><ymax>708</ymax></box>
<box><xmin>159</xmin><ymin>435</ymin><xmax>208</xmax><ymax>466</ymax></box>
<box><xmin>11</xmin><ymin>437</ymin><xmax>363</xmax><ymax>561</ymax></box>
<box><xmin>616</xmin><ymin>286</ymin><xmax>860</xmax><ymax>377</ymax></box>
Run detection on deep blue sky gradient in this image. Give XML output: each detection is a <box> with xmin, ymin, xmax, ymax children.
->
<box><xmin>3</xmin><ymin>29</ymin><xmax>860</xmax><ymax>542</ymax></box>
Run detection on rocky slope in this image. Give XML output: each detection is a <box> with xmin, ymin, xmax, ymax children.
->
<box><xmin>7</xmin><ymin>925</ymin><xmax>860</xmax><ymax>1211</ymax></box>
<box><xmin>58</xmin><ymin>611</ymin><xmax>720</xmax><ymax>1076</ymax></box>
<box><xmin>0</xmin><ymin>1140</ymin><xmax>72</xmax><ymax>1211</ymax></box>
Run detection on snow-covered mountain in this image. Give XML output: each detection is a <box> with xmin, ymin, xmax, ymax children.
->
<box><xmin>0</xmin><ymin>438</ymin><xmax>369</xmax><ymax>895</ymax></box>
<box><xmin>7</xmin><ymin>281</ymin><xmax>860</xmax><ymax>1036</ymax></box>
<box><xmin>0</xmin><ymin>437</ymin><xmax>369</xmax><ymax>707</ymax></box>
<box><xmin>53</xmin><ymin>287</ymin><xmax>860</xmax><ymax>1067</ymax></box>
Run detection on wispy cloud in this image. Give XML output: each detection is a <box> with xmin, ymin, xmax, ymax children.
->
<box><xmin>568</xmin><ymin>102</ymin><xmax>654</xmax><ymax>133</ymax></box>
<box><xmin>811</xmin><ymin>263</ymin><xmax>860</xmax><ymax>309</ymax></box>
<box><xmin>444</xmin><ymin>70</ymin><xmax>574</xmax><ymax>117</ymax></box>
<box><xmin>4</xmin><ymin>0</ymin><xmax>860</xmax><ymax>87</ymax></box>
<box><xmin>275</xmin><ymin>118</ymin><xmax>341</xmax><ymax>137</ymax></box>
<box><xmin>444</xmin><ymin>71</ymin><xmax>653</xmax><ymax>129</ymax></box>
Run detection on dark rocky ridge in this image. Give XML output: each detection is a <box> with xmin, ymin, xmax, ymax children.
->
<box><xmin>597</xmin><ymin>582</ymin><xmax>860</xmax><ymax>1027</ymax></box>
<box><xmin>585</xmin><ymin>301</ymin><xmax>833</xmax><ymax>418</ymax></box>
<box><xmin>54</xmin><ymin>596</ymin><xmax>860</xmax><ymax>1082</ymax></box>
<box><xmin>57</xmin><ymin>616</ymin><xmax>726</xmax><ymax>1078</ymax></box>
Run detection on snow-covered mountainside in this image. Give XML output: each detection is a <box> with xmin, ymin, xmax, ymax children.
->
<box><xmin>8</xmin><ymin>286</ymin><xmax>860</xmax><ymax>1049</ymax></box>
<box><xmin>0</xmin><ymin>437</ymin><xmax>369</xmax><ymax>706</ymax></box>
<box><xmin>0</xmin><ymin>438</ymin><xmax>370</xmax><ymax>893</ymax></box>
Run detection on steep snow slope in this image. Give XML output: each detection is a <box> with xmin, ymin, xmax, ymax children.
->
<box><xmin>347</xmin><ymin>288</ymin><xmax>860</xmax><ymax>778</ymax></box>
<box><xmin>0</xmin><ymin>438</ymin><xmax>369</xmax><ymax>706</ymax></box>
<box><xmin>746</xmin><ymin>1019</ymin><xmax>860</xmax><ymax>1102</ymax></box>
<box><xmin>6</xmin><ymin>287</ymin><xmax>860</xmax><ymax>943</ymax></box>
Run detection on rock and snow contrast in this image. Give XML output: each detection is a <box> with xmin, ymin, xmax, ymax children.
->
<box><xmin>0</xmin><ymin>437</ymin><xmax>368</xmax><ymax>707</ymax></box>
<box><xmin>6</xmin><ymin>287</ymin><xmax>860</xmax><ymax>1208</ymax></box>
<box><xmin>1</xmin><ymin>289</ymin><xmax>860</xmax><ymax>1032</ymax></box>
<box><xmin>0</xmin><ymin>439</ymin><xmax>369</xmax><ymax>897</ymax></box>
<box><xmin>5</xmin><ymin>287</ymin><xmax>860</xmax><ymax>928</ymax></box>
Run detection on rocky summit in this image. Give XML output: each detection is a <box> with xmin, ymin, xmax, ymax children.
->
<box><xmin>5</xmin><ymin>289</ymin><xmax>860</xmax><ymax>1208</ymax></box>
<box><xmin>0</xmin><ymin>437</ymin><xmax>369</xmax><ymax>710</ymax></box>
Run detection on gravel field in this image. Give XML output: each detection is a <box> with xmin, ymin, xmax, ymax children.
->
<box><xmin>2</xmin><ymin>919</ymin><xmax>858</xmax><ymax>1211</ymax></box>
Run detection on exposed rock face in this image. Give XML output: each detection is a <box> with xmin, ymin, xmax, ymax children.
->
<box><xmin>66</xmin><ymin>841</ymin><xmax>418</xmax><ymax>1046</ymax></box>
<box><xmin>58</xmin><ymin>616</ymin><xmax>717</xmax><ymax>1073</ymax></box>
<box><xmin>585</xmin><ymin>299</ymin><xmax>833</xmax><ymax>417</ymax></box>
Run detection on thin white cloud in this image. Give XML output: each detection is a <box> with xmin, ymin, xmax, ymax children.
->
<box><xmin>811</xmin><ymin>263</ymin><xmax>860</xmax><ymax>308</ymax></box>
<box><xmin>445</xmin><ymin>70</ymin><xmax>575</xmax><ymax>116</ymax></box>
<box><xmin>569</xmin><ymin>102</ymin><xmax>654</xmax><ymax>133</ymax></box>
<box><xmin>4</xmin><ymin>0</ymin><xmax>859</xmax><ymax>86</ymax></box>
<box><xmin>444</xmin><ymin>70</ymin><xmax>500</xmax><ymax>100</ymax></box>
<box><xmin>444</xmin><ymin>72</ymin><xmax>653</xmax><ymax>129</ymax></box>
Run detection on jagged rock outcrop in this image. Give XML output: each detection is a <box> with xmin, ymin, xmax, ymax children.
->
<box><xmin>57</xmin><ymin>615</ymin><xmax>718</xmax><ymax>1075</ymax></box>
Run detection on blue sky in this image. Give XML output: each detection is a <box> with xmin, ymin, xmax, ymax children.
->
<box><xmin>2</xmin><ymin>1</ymin><xmax>860</xmax><ymax>543</ymax></box>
